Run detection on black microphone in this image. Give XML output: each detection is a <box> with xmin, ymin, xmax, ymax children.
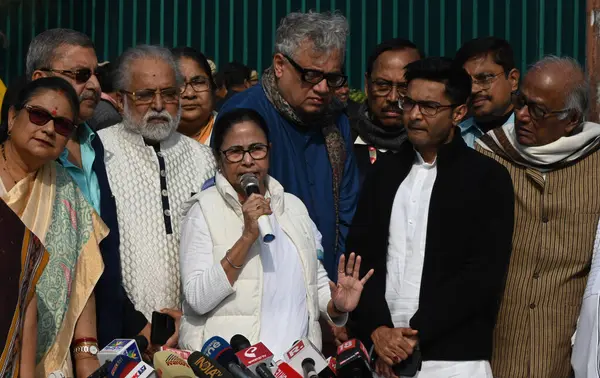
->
<box><xmin>201</xmin><ymin>336</ymin><xmax>254</xmax><ymax>378</ymax></box>
<box><xmin>302</xmin><ymin>358</ymin><xmax>318</xmax><ymax>378</ymax></box>
<box><xmin>187</xmin><ymin>351</ymin><xmax>233</xmax><ymax>378</ymax></box>
<box><xmin>335</xmin><ymin>339</ymin><xmax>373</xmax><ymax>378</ymax></box>
<box><xmin>239</xmin><ymin>173</ymin><xmax>275</xmax><ymax>243</ymax></box>
<box><xmin>86</xmin><ymin>359</ymin><xmax>111</xmax><ymax>378</ymax></box>
<box><xmin>231</xmin><ymin>335</ymin><xmax>275</xmax><ymax>378</ymax></box>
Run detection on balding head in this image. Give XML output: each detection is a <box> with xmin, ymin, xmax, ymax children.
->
<box><xmin>514</xmin><ymin>56</ymin><xmax>589</xmax><ymax>146</ymax></box>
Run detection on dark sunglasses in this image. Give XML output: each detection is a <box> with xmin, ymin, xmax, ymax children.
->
<box><xmin>23</xmin><ymin>105</ymin><xmax>77</xmax><ymax>137</ymax></box>
<box><xmin>40</xmin><ymin>68</ymin><xmax>100</xmax><ymax>84</ymax></box>
<box><xmin>283</xmin><ymin>54</ymin><xmax>348</xmax><ymax>89</ymax></box>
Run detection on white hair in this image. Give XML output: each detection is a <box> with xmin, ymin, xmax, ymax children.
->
<box><xmin>530</xmin><ymin>55</ymin><xmax>589</xmax><ymax>121</ymax></box>
<box><xmin>274</xmin><ymin>11</ymin><xmax>349</xmax><ymax>61</ymax></box>
<box><xmin>114</xmin><ymin>44</ymin><xmax>183</xmax><ymax>91</ymax></box>
<box><xmin>122</xmin><ymin>100</ymin><xmax>181</xmax><ymax>142</ymax></box>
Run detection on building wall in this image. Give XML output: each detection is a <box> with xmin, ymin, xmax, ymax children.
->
<box><xmin>0</xmin><ymin>0</ymin><xmax>587</xmax><ymax>88</ymax></box>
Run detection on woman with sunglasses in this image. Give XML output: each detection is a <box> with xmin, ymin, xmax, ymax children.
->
<box><xmin>178</xmin><ymin>108</ymin><xmax>373</xmax><ymax>358</ymax></box>
<box><xmin>171</xmin><ymin>47</ymin><xmax>217</xmax><ymax>145</ymax></box>
<box><xmin>0</xmin><ymin>77</ymin><xmax>107</xmax><ymax>378</ymax></box>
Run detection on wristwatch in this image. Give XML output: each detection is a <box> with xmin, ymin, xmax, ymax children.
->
<box><xmin>73</xmin><ymin>343</ymin><xmax>99</xmax><ymax>356</ymax></box>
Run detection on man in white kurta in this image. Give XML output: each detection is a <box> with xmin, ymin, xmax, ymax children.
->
<box><xmin>98</xmin><ymin>45</ymin><xmax>216</xmax><ymax>325</ymax></box>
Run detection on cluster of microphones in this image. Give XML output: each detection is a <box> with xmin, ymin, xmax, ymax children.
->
<box><xmin>86</xmin><ymin>334</ymin><xmax>373</xmax><ymax>378</ymax></box>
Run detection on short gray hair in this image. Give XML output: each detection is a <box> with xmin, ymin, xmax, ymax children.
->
<box><xmin>114</xmin><ymin>44</ymin><xmax>183</xmax><ymax>91</ymax></box>
<box><xmin>26</xmin><ymin>28</ymin><xmax>95</xmax><ymax>79</ymax></box>
<box><xmin>274</xmin><ymin>11</ymin><xmax>349</xmax><ymax>61</ymax></box>
<box><xmin>530</xmin><ymin>55</ymin><xmax>590</xmax><ymax>121</ymax></box>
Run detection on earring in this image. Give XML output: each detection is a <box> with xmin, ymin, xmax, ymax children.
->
<box><xmin>6</xmin><ymin>130</ymin><xmax>11</xmax><ymax>139</ymax></box>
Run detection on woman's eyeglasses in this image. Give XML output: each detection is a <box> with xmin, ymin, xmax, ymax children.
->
<box><xmin>221</xmin><ymin>143</ymin><xmax>269</xmax><ymax>163</ymax></box>
<box><xmin>40</xmin><ymin>68</ymin><xmax>100</xmax><ymax>84</ymax></box>
<box><xmin>23</xmin><ymin>105</ymin><xmax>77</xmax><ymax>137</ymax></box>
<box><xmin>283</xmin><ymin>55</ymin><xmax>348</xmax><ymax>89</ymax></box>
<box><xmin>180</xmin><ymin>77</ymin><xmax>211</xmax><ymax>94</ymax></box>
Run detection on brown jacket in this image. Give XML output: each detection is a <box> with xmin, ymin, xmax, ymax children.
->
<box><xmin>477</xmin><ymin>146</ymin><xmax>600</xmax><ymax>378</ymax></box>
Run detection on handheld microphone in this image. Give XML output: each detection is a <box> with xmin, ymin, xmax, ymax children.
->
<box><xmin>202</xmin><ymin>336</ymin><xmax>254</xmax><ymax>378</ymax></box>
<box><xmin>273</xmin><ymin>362</ymin><xmax>302</xmax><ymax>378</ymax></box>
<box><xmin>187</xmin><ymin>351</ymin><xmax>233</xmax><ymax>378</ymax></box>
<box><xmin>153</xmin><ymin>351</ymin><xmax>195</xmax><ymax>378</ymax></box>
<box><xmin>240</xmin><ymin>173</ymin><xmax>275</xmax><ymax>243</ymax></box>
<box><xmin>98</xmin><ymin>336</ymin><xmax>147</xmax><ymax>366</ymax></box>
<box><xmin>335</xmin><ymin>339</ymin><xmax>372</xmax><ymax>378</ymax></box>
<box><xmin>301</xmin><ymin>358</ymin><xmax>317</xmax><ymax>378</ymax></box>
<box><xmin>87</xmin><ymin>360</ymin><xmax>112</xmax><ymax>378</ymax></box>
<box><xmin>158</xmin><ymin>347</ymin><xmax>192</xmax><ymax>361</ymax></box>
<box><xmin>107</xmin><ymin>355</ymin><xmax>154</xmax><ymax>378</ymax></box>
<box><xmin>282</xmin><ymin>338</ymin><xmax>328</xmax><ymax>377</ymax></box>
<box><xmin>231</xmin><ymin>335</ymin><xmax>276</xmax><ymax>378</ymax></box>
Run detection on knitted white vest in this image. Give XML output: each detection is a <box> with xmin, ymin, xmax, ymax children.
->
<box><xmin>98</xmin><ymin>124</ymin><xmax>216</xmax><ymax>320</ymax></box>
<box><xmin>179</xmin><ymin>173</ymin><xmax>323</xmax><ymax>351</ymax></box>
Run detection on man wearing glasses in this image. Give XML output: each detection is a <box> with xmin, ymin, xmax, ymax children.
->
<box><xmin>216</xmin><ymin>11</ymin><xmax>359</xmax><ymax>283</ymax></box>
<box><xmin>348</xmin><ymin>57</ymin><xmax>514</xmax><ymax>378</ymax></box>
<box><xmin>350</xmin><ymin>38</ymin><xmax>421</xmax><ymax>187</ymax></box>
<box><xmin>26</xmin><ymin>28</ymin><xmax>151</xmax><ymax>352</ymax></box>
<box><xmin>477</xmin><ymin>56</ymin><xmax>600</xmax><ymax>378</ymax></box>
<box><xmin>453</xmin><ymin>37</ymin><xmax>520</xmax><ymax>148</ymax></box>
<box><xmin>97</xmin><ymin>45</ymin><xmax>215</xmax><ymax>349</ymax></box>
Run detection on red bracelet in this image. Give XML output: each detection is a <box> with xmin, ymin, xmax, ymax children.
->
<box><xmin>73</xmin><ymin>337</ymin><xmax>97</xmax><ymax>346</ymax></box>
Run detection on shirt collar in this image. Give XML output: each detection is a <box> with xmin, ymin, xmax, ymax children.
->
<box><xmin>59</xmin><ymin>123</ymin><xmax>95</xmax><ymax>160</ymax></box>
<box><xmin>458</xmin><ymin>117</ymin><xmax>483</xmax><ymax>134</ymax></box>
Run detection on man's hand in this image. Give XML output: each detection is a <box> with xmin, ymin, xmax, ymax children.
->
<box><xmin>331</xmin><ymin>325</ymin><xmax>349</xmax><ymax>347</ymax></box>
<box><xmin>371</xmin><ymin>326</ymin><xmax>418</xmax><ymax>365</ymax></box>
<box><xmin>160</xmin><ymin>308</ymin><xmax>182</xmax><ymax>348</ymax></box>
<box><xmin>375</xmin><ymin>357</ymin><xmax>398</xmax><ymax>378</ymax></box>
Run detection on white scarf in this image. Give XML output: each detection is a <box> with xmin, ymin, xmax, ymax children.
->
<box><xmin>476</xmin><ymin>122</ymin><xmax>600</xmax><ymax>171</ymax></box>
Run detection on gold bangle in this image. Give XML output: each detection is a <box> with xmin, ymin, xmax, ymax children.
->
<box><xmin>225</xmin><ymin>249</ymin><xmax>243</xmax><ymax>269</ymax></box>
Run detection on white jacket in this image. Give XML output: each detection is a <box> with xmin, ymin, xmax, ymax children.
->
<box><xmin>178</xmin><ymin>173</ymin><xmax>345</xmax><ymax>351</ymax></box>
<box><xmin>573</xmin><ymin>219</ymin><xmax>600</xmax><ymax>377</ymax></box>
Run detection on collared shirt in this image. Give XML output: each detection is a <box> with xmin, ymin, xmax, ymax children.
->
<box><xmin>459</xmin><ymin>113</ymin><xmax>515</xmax><ymax>148</ymax></box>
<box><xmin>59</xmin><ymin>123</ymin><xmax>101</xmax><ymax>215</ymax></box>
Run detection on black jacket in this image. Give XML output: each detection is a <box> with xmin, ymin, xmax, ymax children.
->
<box><xmin>347</xmin><ymin>131</ymin><xmax>515</xmax><ymax>362</ymax></box>
<box><xmin>90</xmin><ymin>136</ymin><xmax>147</xmax><ymax>347</ymax></box>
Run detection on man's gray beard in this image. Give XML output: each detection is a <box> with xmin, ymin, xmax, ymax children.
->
<box><xmin>122</xmin><ymin>101</ymin><xmax>181</xmax><ymax>142</ymax></box>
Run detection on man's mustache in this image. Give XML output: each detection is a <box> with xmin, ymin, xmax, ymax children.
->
<box><xmin>80</xmin><ymin>91</ymin><xmax>99</xmax><ymax>102</ymax></box>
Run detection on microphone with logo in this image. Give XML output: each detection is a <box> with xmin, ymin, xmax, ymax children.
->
<box><xmin>187</xmin><ymin>351</ymin><xmax>233</xmax><ymax>378</ymax></box>
<box><xmin>98</xmin><ymin>336</ymin><xmax>148</xmax><ymax>366</ymax></box>
<box><xmin>239</xmin><ymin>173</ymin><xmax>275</xmax><ymax>243</ymax></box>
<box><xmin>335</xmin><ymin>339</ymin><xmax>373</xmax><ymax>378</ymax></box>
<box><xmin>272</xmin><ymin>361</ymin><xmax>302</xmax><ymax>378</ymax></box>
<box><xmin>282</xmin><ymin>338</ymin><xmax>333</xmax><ymax>378</ymax></box>
<box><xmin>153</xmin><ymin>351</ymin><xmax>195</xmax><ymax>378</ymax></box>
<box><xmin>106</xmin><ymin>354</ymin><xmax>154</xmax><ymax>378</ymax></box>
<box><xmin>201</xmin><ymin>336</ymin><xmax>256</xmax><ymax>378</ymax></box>
<box><xmin>231</xmin><ymin>335</ymin><xmax>276</xmax><ymax>378</ymax></box>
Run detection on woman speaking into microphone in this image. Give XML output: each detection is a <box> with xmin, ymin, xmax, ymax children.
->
<box><xmin>178</xmin><ymin>108</ymin><xmax>373</xmax><ymax>358</ymax></box>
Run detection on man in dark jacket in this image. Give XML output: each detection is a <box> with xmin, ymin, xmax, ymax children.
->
<box><xmin>347</xmin><ymin>57</ymin><xmax>514</xmax><ymax>378</ymax></box>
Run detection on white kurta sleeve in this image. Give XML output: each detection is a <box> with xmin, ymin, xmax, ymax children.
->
<box><xmin>313</xmin><ymin>220</ymin><xmax>348</xmax><ymax>327</ymax></box>
<box><xmin>180</xmin><ymin>202</ymin><xmax>235</xmax><ymax>315</ymax></box>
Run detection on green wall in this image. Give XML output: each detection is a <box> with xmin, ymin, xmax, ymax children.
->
<box><xmin>0</xmin><ymin>0</ymin><xmax>587</xmax><ymax>88</ymax></box>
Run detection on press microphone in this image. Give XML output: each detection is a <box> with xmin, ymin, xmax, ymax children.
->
<box><xmin>282</xmin><ymin>338</ymin><xmax>328</xmax><ymax>377</ymax></box>
<box><xmin>98</xmin><ymin>336</ymin><xmax>148</xmax><ymax>366</ymax></box>
<box><xmin>201</xmin><ymin>336</ymin><xmax>254</xmax><ymax>378</ymax></box>
<box><xmin>335</xmin><ymin>339</ymin><xmax>372</xmax><ymax>378</ymax></box>
<box><xmin>301</xmin><ymin>359</ymin><xmax>318</xmax><ymax>378</ymax></box>
<box><xmin>107</xmin><ymin>355</ymin><xmax>154</xmax><ymax>378</ymax></box>
<box><xmin>153</xmin><ymin>351</ymin><xmax>195</xmax><ymax>378</ymax></box>
<box><xmin>240</xmin><ymin>173</ymin><xmax>275</xmax><ymax>243</ymax></box>
<box><xmin>272</xmin><ymin>361</ymin><xmax>302</xmax><ymax>378</ymax></box>
<box><xmin>87</xmin><ymin>360</ymin><xmax>112</xmax><ymax>378</ymax></box>
<box><xmin>187</xmin><ymin>351</ymin><xmax>233</xmax><ymax>378</ymax></box>
<box><xmin>231</xmin><ymin>335</ymin><xmax>276</xmax><ymax>378</ymax></box>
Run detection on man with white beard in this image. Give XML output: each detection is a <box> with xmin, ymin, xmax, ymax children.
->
<box><xmin>98</xmin><ymin>45</ymin><xmax>216</xmax><ymax>346</ymax></box>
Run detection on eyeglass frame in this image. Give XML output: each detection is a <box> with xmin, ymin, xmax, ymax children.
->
<box><xmin>470</xmin><ymin>71</ymin><xmax>506</xmax><ymax>90</ymax></box>
<box><xmin>23</xmin><ymin>104</ymin><xmax>78</xmax><ymax>137</ymax></box>
<box><xmin>119</xmin><ymin>87</ymin><xmax>181</xmax><ymax>105</ymax></box>
<box><xmin>512</xmin><ymin>91</ymin><xmax>571</xmax><ymax>120</ymax></box>
<box><xmin>180</xmin><ymin>76</ymin><xmax>212</xmax><ymax>94</ymax></box>
<box><xmin>40</xmin><ymin>67</ymin><xmax>101</xmax><ymax>84</ymax></box>
<box><xmin>399</xmin><ymin>96</ymin><xmax>459</xmax><ymax>117</ymax></box>
<box><xmin>220</xmin><ymin>143</ymin><xmax>270</xmax><ymax>163</ymax></box>
<box><xmin>282</xmin><ymin>54</ymin><xmax>348</xmax><ymax>89</ymax></box>
<box><xmin>368</xmin><ymin>77</ymin><xmax>409</xmax><ymax>97</ymax></box>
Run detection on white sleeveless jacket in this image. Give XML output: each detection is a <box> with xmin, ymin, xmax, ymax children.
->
<box><xmin>178</xmin><ymin>173</ymin><xmax>344</xmax><ymax>351</ymax></box>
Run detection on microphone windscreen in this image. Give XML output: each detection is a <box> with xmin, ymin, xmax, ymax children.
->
<box><xmin>188</xmin><ymin>351</ymin><xmax>233</xmax><ymax>378</ymax></box>
<box><xmin>230</xmin><ymin>334</ymin><xmax>252</xmax><ymax>352</ymax></box>
<box><xmin>240</xmin><ymin>173</ymin><xmax>259</xmax><ymax>190</ymax></box>
<box><xmin>134</xmin><ymin>335</ymin><xmax>148</xmax><ymax>352</ymax></box>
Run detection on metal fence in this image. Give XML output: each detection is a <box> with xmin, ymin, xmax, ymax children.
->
<box><xmin>0</xmin><ymin>0</ymin><xmax>587</xmax><ymax>88</ymax></box>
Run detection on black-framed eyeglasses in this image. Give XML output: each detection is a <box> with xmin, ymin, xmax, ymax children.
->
<box><xmin>221</xmin><ymin>143</ymin><xmax>269</xmax><ymax>163</ymax></box>
<box><xmin>470</xmin><ymin>71</ymin><xmax>505</xmax><ymax>90</ymax></box>
<box><xmin>400</xmin><ymin>96</ymin><xmax>458</xmax><ymax>117</ymax></box>
<box><xmin>283</xmin><ymin>54</ymin><xmax>347</xmax><ymax>89</ymax></box>
<box><xmin>512</xmin><ymin>92</ymin><xmax>571</xmax><ymax>120</ymax></box>
<box><xmin>369</xmin><ymin>78</ymin><xmax>408</xmax><ymax>97</ymax></box>
<box><xmin>120</xmin><ymin>87</ymin><xmax>180</xmax><ymax>105</ymax></box>
<box><xmin>40</xmin><ymin>68</ymin><xmax>100</xmax><ymax>84</ymax></box>
<box><xmin>23</xmin><ymin>104</ymin><xmax>77</xmax><ymax>137</ymax></box>
<box><xmin>180</xmin><ymin>76</ymin><xmax>211</xmax><ymax>94</ymax></box>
